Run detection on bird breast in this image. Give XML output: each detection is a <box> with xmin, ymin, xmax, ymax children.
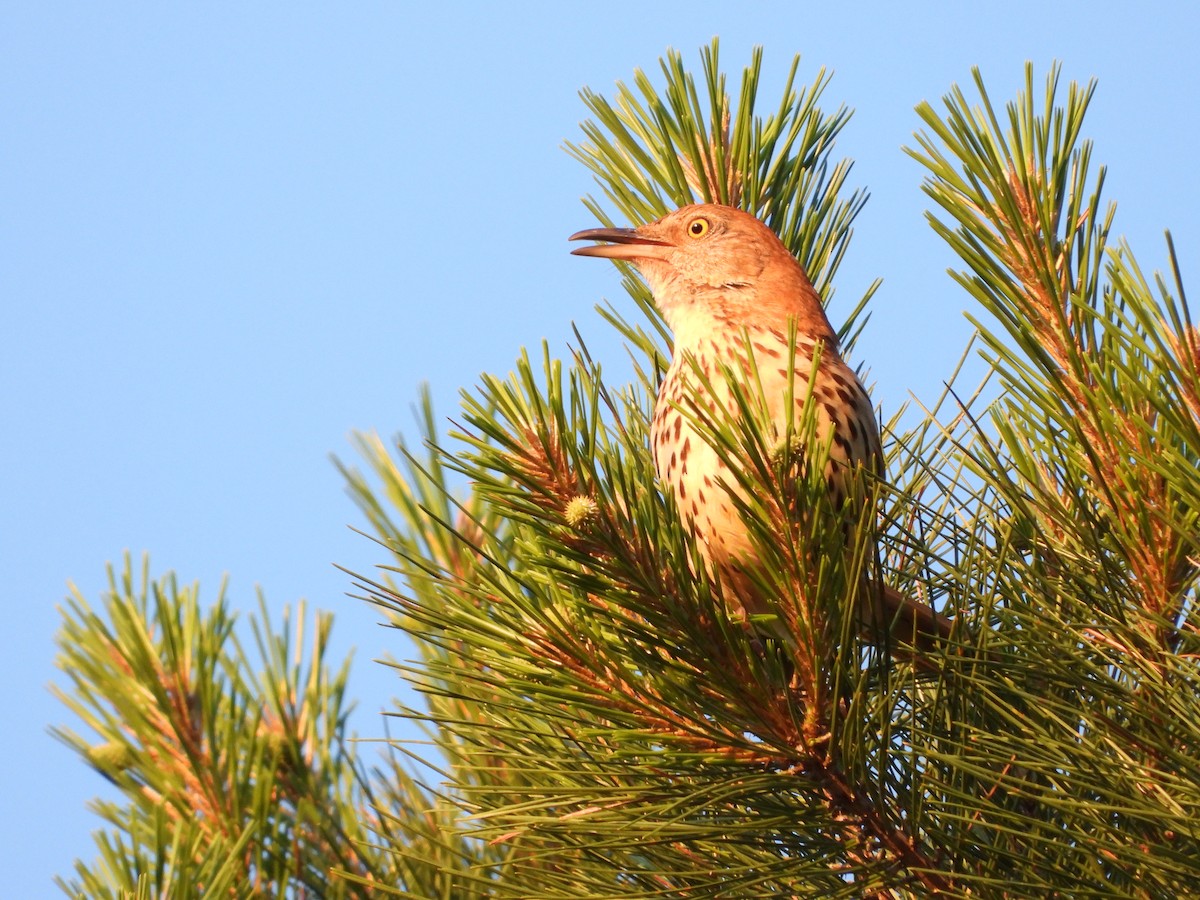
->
<box><xmin>651</xmin><ymin>324</ymin><xmax>879</xmax><ymax>571</ymax></box>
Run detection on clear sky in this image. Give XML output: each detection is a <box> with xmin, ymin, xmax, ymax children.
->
<box><xmin>4</xmin><ymin>2</ymin><xmax>1198</xmax><ymax>891</ymax></box>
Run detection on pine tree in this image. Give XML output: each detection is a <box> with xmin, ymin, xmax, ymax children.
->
<box><xmin>54</xmin><ymin>41</ymin><xmax>1200</xmax><ymax>897</ymax></box>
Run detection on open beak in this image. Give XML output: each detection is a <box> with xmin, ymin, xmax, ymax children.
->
<box><xmin>569</xmin><ymin>226</ymin><xmax>672</xmax><ymax>260</ymax></box>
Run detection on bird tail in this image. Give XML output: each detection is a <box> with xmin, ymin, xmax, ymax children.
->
<box><xmin>877</xmin><ymin>583</ymin><xmax>956</xmax><ymax>669</ymax></box>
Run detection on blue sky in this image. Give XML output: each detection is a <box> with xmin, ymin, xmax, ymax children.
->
<box><xmin>4</xmin><ymin>2</ymin><xmax>1198</xmax><ymax>891</ymax></box>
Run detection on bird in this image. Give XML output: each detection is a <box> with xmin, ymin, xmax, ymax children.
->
<box><xmin>569</xmin><ymin>203</ymin><xmax>951</xmax><ymax>658</ymax></box>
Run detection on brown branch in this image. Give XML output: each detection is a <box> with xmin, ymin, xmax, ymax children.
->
<box><xmin>679</xmin><ymin>102</ymin><xmax>740</xmax><ymax>205</ymax></box>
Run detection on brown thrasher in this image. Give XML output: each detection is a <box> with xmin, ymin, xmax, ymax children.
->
<box><xmin>570</xmin><ymin>203</ymin><xmax>950</xmax><ymax>655</ymax></box>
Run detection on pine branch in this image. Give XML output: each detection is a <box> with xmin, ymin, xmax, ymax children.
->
<box><xmin>909</xmin><ymin>63</ymin><xmax>1200</xmax><ymax>637</ymax></box>
<box><xmin>905</xmin><ymin>61</ymin><xmax>1200</xmax><ymax>892</ymax></box>
<box><xmin>50</xmin><ymin>555</ymin><xmax>424</xmax><ymax>897</ymax></box>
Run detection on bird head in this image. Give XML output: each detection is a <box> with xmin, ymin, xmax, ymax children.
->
<box><xmin>570</xmin><ymin>203</ymin><xmax>833</xmax><ymax>340</ymax></box>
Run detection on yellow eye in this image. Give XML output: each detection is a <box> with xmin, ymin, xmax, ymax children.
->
<box><xmin>687</xmin><ymin>217</ymin><xmax>711</xmax><ymax>239</ymax></box>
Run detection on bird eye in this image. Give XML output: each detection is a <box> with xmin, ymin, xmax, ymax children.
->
<box><xmin>687</xmin><ymin>217</ymin><xmax>711</xmax><ymax>239</ymax></box>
